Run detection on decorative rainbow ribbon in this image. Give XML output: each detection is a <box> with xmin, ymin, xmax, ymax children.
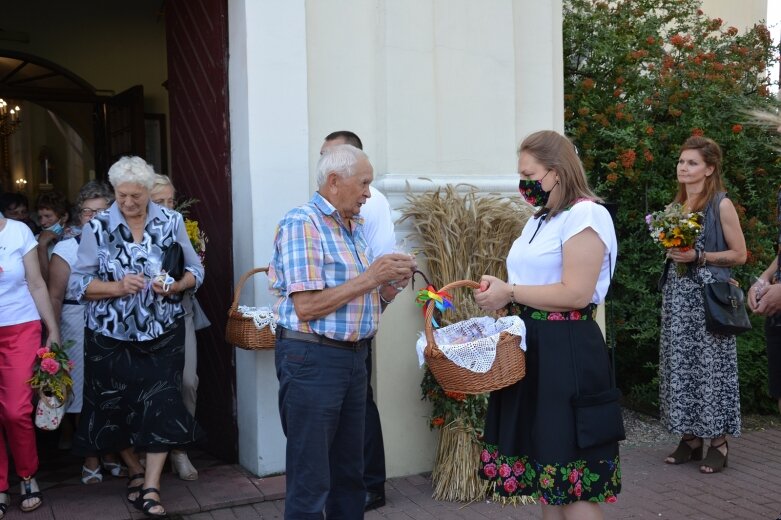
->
<box><xmin>412</xmin><ymin>271</ymin><xmax>454</xmax><ymax>328</ymax></box>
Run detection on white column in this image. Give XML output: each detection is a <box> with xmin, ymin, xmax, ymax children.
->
<box><xmin>228</xmin><ymin>0</ymin><xmax>310</xmax><ymax>476</ymax></box>
<box><xmin>514</xmin><ymin>0</ymin><xmax>564</xmax><ymax>138</ymax></box>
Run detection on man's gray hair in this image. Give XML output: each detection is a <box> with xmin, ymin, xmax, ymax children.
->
<box><xmin>316</xmin><ymin>144</ymin><xmax>368</xmax><ymax>187</ymax></box>
<box><xmin>107</xmin><ymin>156</ymin><xmax>156</xmax><ymax>190</ymax></box>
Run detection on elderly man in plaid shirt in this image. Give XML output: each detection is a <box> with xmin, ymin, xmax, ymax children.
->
<box><xmin>269</xmin><ymin>144</ymin><xmax>416</xmax><ymax>519</ymax></box>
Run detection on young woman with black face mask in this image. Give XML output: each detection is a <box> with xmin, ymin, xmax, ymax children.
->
<box><xmin>475</xmin><ymin>130</ymin><xmax>620</xmax><ymax>520</ymax></box>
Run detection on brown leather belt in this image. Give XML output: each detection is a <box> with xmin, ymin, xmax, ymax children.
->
<box><xmin>276</xmin><ymin>327</ymin><xmax>370</xmax><ymax>351</ymax></box>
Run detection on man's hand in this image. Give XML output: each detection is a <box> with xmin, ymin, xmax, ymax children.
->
<box><xmin>366</xmin><ymin>253</ymin><xmax>416</xmax><ymax>287</ymax></box>
<box><xmin>754</xmin><ymin>283</ymin><xmax>781</xmax><ymax>316</ymax></box>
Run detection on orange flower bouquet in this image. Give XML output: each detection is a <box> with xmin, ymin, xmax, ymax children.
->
<box><xmin>646</xmin><ymin>203</ymin><xmax>704</xmax><ymax>275</ymax></box>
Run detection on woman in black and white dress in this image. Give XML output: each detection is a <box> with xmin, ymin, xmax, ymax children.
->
<box><xmin>659</xmin><ymin>136</ymin><xmax>746</xmax><ymax>474</ymax></box>
<box><xmin>71</xmin><ymin>156</ymin><xmax>204</xmax><ymax>518</ymax></box>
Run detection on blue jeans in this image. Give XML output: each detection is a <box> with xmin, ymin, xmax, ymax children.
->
<box><xmin>275</xmin><ymin>337</ymin><xmax>368</xmax><ymax>519</ymax></box>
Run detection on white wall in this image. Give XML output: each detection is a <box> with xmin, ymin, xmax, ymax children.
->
<box><xmin>228</xmin><ymin>0</ymin><xmax>310</xmax><ymax>476</ymax></box>
<box><xmin>230</xmin><ymin>0</ymin><xmax>564</xmax><ymax>478</ymax></box>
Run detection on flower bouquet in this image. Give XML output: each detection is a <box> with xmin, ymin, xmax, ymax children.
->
<box><xmin>646</xmin><ymin>203</ymin><xmax>704</xmax><ymax>275</ymax></box>
<box><xmin>28</xmin><ymin>341</ymin><xmax>74</xmax><ymax>430</ymax></box>
<box><xmin>185</xmin><ymin>218</ymin><xmax>207</xmax><ymax>267</ymax></box>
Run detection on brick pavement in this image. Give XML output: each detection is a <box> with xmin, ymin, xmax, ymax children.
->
<box><xmin>3</xmin><ymin>428</ymin><xmax>780</xmax><ymax>519</ymax></box>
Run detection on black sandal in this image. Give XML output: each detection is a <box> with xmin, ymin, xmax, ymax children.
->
<box><xmin>19</xmin><ymin>477</ymin><xmax>42</xmax><ymax>513</ymax></box>
<box><xmin>700</xmin><ymin>439</ymin><xmax>729</xmax><ymax>473</ymax></box>
<box><xmin>664</xmin><ymin>435</ymin><xmax>703</xmax><ymax>464</ymax></box>
<box><xmin>126</xmin><ymin>473</ymin><xmax>145</xmax><ymax>505</ymax></box>
<box><xmin>135</xmin><ymin>487</ymin><xmax>167</xmax><ymax>518</ymax></box>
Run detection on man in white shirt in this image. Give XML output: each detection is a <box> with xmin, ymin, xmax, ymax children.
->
<box><xmin>321</xmin><ymin>131</ymin><xmax>395</xmax><ymax>511</ymax></box>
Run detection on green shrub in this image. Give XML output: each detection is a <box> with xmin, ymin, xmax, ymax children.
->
<box><xmin>563</xmin><ymin>0</ymin><xmax>781</xmax><ymax>414</ymax></box>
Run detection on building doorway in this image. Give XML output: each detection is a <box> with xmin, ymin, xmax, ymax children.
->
<box><xmin>0</xmin><ymin>0</ymin><xmax>236</xmax><ymax>463</ymax></box>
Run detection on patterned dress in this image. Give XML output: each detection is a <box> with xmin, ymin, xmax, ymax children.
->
<box><xmin>70</xmin><ymin>202</ymin><xmax>205</xmax><ymax>455</ymax></box>
<box><xmin>659</xmin><ymin>216</ymin><xmax>741</xmax><ymax>438</ymax></box>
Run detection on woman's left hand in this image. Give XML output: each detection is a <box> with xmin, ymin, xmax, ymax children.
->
<box><xmin>45</xmin><ymin>332</ymin><xmax>61</xmax><ymax>348</ymax></box>
<box><xmin>474</xmin><ymin>275</ymin><xmax>511</xmax><ymax>311</ymax></box>
<box><xmin>667</xmin><ymin>247</ymin><xmax>696</xmax><ymax>263</ymax></box>
<box><xmin>151</xmin><ymin>278</ymin><xmax>180</xmax><ymax>296</ymax></box>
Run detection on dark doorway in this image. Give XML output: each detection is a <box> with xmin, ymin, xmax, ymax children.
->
<box><xmin>0</xmin><ymin>0</ymin><xmax>237</xmax><ymax>463</ymax></box>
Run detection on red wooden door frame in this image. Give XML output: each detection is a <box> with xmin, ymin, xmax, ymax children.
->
<box><xmin>165</xmin><ymin>0</ymin><xmax>236</xmax><ymax>462</ymax></box>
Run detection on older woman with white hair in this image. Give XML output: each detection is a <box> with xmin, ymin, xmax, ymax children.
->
<box><xmin>71</xmin><ymin>156</ymin><xmax>204</xmax><ymax>518</ymax></box>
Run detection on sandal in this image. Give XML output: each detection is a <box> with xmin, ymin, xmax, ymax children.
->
<box><xmin>664</xmin><ymin>435</ymin><xmax>703</xmax><ymax>464</ymax></box>
<box><xmin>126</xmin><ymin>473</ymin><xmax>145</xmax><ymax>505</ymax></box>
<box><xmin>81</xmin><ymin>465</ymin><xmax>103</xmax><ymax>485</ymax></box>
<box><xmin>135</xmin><ymin>487</ymin><xmax>167</xmax><ymax>518</ymax></box>
<box><xmin>101</xmin><ymin>458</ymin><xmax>128</xmax><ymax>478</ymax></box>
<box><xmin>0</xmin><ymin>490</ymin><xmax>9</xmax><ymax>519</ymax></box>
<box><xmin>700</xmin><ymin>439</ymin><xmax>728</xmax><ymax>474</ymax></box>
<box><xmin>19</xmin><ymin>477</ymin><xmax>42</xmax><ymax>513</ymax></box>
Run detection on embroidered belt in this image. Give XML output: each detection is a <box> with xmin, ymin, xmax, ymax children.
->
<box><xmin>507</xmin><ymin>303</ymin><xmax>597</xmax><ymax>321</ymax></box>
<box><xmin>276</xmin><ymin>327</ymin><xmax>371</xmax><ymax>351</ymax></box>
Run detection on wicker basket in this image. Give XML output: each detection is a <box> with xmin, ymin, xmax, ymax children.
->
<box><xmin>225</xmin><ymin>267</ymin><xmax>276</xmax><ymax>350</ymax></box>
<box><xmin>423</xmin><ymin>279</ymin><xmax>526</xmax><ymax>394</ymax></box>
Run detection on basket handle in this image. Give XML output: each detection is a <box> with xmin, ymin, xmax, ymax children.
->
<box><xmin>229</xmin><ymin>267</ymin><xmax>269</xmax><ymax>312</ymax></box>
<box><xmin>423</xmin><ymin>279</ymin><xmax>481</xmax><ymax>359</ymax></box>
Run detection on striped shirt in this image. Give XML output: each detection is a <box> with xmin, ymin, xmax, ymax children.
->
<box><xmin>269</xmin><ymin>192</ymin><xmax>380</xmax><ymax>341</ymax></box>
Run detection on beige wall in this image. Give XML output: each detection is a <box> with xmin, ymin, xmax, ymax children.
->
<box><xmin>230</xmin><ymin>0</ymin><xmax>563</xmax><ymax>478</ymax></box>
<box><xmin>701</xmin><ymin>0</ymin><xmax>768</xmax><ymax>32</ymax></box>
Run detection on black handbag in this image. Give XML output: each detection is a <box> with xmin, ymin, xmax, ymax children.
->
<box><xmin>162</xmin><ymin>242</ymin><xmax>185</xmax><ymax>281</ymax></box>
<box><xmin>703</xmin><ymin>281</ymin><xmax>752</xmax><ymax>336</ymax></box>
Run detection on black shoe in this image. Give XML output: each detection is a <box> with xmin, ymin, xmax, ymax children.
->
<box><xmin>364</xmin><ymin>491</ymin><xmax>386</xmax><ymax>511</ymax></box>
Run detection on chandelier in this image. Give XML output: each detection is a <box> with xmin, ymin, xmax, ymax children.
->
<box><xmin>0</xmin><ymin>99</ymin><xmax>21</xmax><ymax>137</ymax></box>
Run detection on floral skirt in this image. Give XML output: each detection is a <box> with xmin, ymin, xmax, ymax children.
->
<box><xmin>478</xmin><ymin>307</ymin><xmax>621</xmax><ymax>505</ymax></box>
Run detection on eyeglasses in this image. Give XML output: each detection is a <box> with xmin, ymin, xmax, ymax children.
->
<box><xmin>79</xmin><ymin>208</ymin><xmax>106</xmax><ymax>217</ymax></box>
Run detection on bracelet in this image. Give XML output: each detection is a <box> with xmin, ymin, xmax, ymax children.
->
<box><xmin>379</xmin><ymin>290</ymin><xmax>394</xmax><ymax>305</ymax></box>
<box><xmin>700</xmin><ymin>251</ymin><xmax>707</xmax><ymax>266</ymax></box>
<box><xmin>509</xmin><ymin>283</ymin><xmax>517</xmax><ymax>304</ymax></box>
<box><xmin>694</xmin><ymin>249</ymin><xmax>700</xmax><ymax>265</ymax></box>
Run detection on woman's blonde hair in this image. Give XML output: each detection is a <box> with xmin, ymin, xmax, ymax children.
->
<box><xmin>151</xmin><ymin>173</ymin><xmax>175</xmax><ymax>193</ymax></box>
<box><xmin>518</xmin><ymin>130</ymin><xmax>601</xmax><ymax>219</ymax></box>
<box><xmin>674</xmin><ymin>136</ymin><xmax>724</xmax><ymax>212</ymax></box>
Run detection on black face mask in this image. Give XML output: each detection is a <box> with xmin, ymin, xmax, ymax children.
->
<box><xmin>518</xmin><ymin>170</ymin><xmax>554</xmax><ymax>207</ymax></box>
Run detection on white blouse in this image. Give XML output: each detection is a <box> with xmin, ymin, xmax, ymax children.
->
<box><xmin>506</xmin><ymin>201</ymin><xmax>617</xmax><ymax>305</ymax></box>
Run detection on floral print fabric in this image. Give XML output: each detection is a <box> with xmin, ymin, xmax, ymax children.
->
<box><xmin>480</xmin><ymin>443</ymin><xmax>620</xmax><ymax>504</ymax></box>
<box><xmin>659</xmin><ymin>223</ymin><xmax>741</xmax><ymax>437</ymax></box>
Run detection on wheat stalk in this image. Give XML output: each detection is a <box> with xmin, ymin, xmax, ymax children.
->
<box><xmin>399</xmin><ymin>184</ymin><xmax>533</xmax><ymax>503</ymax></box>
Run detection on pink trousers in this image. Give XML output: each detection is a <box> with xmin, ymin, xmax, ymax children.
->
<box><xmin>0</xmin><ymin>320</ymin><xmax>40</xmax><ymax>490</ymax></box>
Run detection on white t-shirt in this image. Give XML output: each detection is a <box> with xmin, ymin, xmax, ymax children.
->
<box><xmin>361</xmin><ymin>186</ymin><xmax>396</xmax><ymax>261</ymax></box>
<box><xmin>0</xmin><ymin>219</ymin><xmax>41</xmax><ymax>326</ymax></box>
<box><xmin>506</xmin><ymin>201</ymin><xmax>617</xmax><ymax>304</ymax></box>
<box><xmin>51</xmin><ymin>237</ymin><xmax>80</xmax><ymax>301</ymax></box>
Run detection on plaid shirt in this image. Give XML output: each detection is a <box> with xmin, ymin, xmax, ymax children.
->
<box><xmin>269</xmin><ymin>192</ymin><xmax>380</xmax><ymax>341</ymax></box>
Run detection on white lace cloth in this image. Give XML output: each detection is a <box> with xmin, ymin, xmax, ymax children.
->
<box><xmin>237</xmin><ymin>305</ymin><xmax>277</xmax><ymax>334</ymax></box>
<box><xmin>415</xmin><ymin>316</ymin><xmax>526</xmax><ymax>373</ymax></box>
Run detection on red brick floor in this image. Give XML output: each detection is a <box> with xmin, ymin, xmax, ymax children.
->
<box><xmin>3</xmin><ymin>428</ymin><xmax>781</xmax><ymax>519</ymax></box>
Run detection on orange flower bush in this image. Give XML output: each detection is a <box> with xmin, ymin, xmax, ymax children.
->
<box><xmin>564</xmin><ymin>0</ymin><xmax>781</xmax><ymax>414</ymax></box>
